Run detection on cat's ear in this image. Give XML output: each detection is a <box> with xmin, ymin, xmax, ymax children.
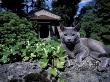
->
<box><xmin>73</xmin><ymin>22</ymin><xmax>80</xmax><ymax>32</ymax></box>
<box><xmin>60</xmin><ymin>22</ymin><xmax>65</xmax><ymax>31</ymax></box>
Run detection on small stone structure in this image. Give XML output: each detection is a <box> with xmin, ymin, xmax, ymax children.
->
<box><xmin>30</xmin><ymin>9</ymin><xmax>61</xmax><ymax>39</ymax></box>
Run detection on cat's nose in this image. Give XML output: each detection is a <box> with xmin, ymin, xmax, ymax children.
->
<box><xmin>68</xmin><ymin>39</ymin><xmax>71</xmax><ymax>41</ymax></box>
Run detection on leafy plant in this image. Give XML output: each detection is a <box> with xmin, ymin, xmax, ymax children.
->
<box><xmin>0</xmin><ymin>12</ymin><xmax>34</xmax><ymax>45</ymax></box>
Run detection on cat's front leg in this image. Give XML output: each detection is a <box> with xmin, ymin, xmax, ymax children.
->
<box><xmin>75</xmin><ymin>50</ymin><xmax>87</xmax><ymax>64</ymax></box>
<box><xmin>66</xmin><ymin>51</ymin><xmax>75</xmax><ymax>59</ymax></box>
<box><xmin>65</xmin><ymin>51</ymin><xmax>75</xmax><ymax>67</ymax></box>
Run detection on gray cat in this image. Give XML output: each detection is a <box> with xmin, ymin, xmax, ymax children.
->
<box><xmin>59</xmin><ymin>23</ymin><xmax>110</xmax><ymax>71</ymax></box>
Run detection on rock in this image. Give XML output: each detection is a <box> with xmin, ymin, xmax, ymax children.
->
<box><xmin>1</xmin><ymin>56</ymin><xmax>110</xmax><ymax>82</ymax></box>
<box><xmin>0</xmin><ymin>62</ymin><xmax>41</xmax><ymax>82</ymax></box>
<box><xmin>61</xmin><ymin>56</ymin><xmax>110</xmax><ymax>82</ymax></box>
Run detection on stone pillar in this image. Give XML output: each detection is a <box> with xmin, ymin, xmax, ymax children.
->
<box><xmin>48</xmin><ymin>25</ymin><xmax>55</xmax><ymax>39</ymax></box>
<box><xmin>48</xmin><ymin>25</ymin><xmax>51</xmax><ymax>39</ymax></box>
<box><xmin>52</xmin><ymin>26</ymin><xmax>55</xmax><ymax>35</ymax></box>
<box><xmin>57</xmin><ymin>26</ymin><xmax>61</xmax><ymax>37</ymax></box>
<box><xmin>55</xmin><ymin>25</ymin><xmax>60</xmax><ymax>39</ymax></box>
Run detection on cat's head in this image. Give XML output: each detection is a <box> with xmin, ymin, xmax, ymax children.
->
<box><xmin>60</xmin><ymin>23</ymin><xmax>80</xmax><ymax>45</ymax></box>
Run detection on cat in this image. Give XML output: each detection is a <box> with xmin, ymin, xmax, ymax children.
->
<box><xmin>59</xmin><ymin>23</ymin><xmax>110</xmax><ymax>71</ymax></box>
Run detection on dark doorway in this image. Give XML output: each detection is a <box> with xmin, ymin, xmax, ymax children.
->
<box><xmin>40</xmin><ymin>24</ymin><xmax>49</xmax><ymax>38</ymax></box>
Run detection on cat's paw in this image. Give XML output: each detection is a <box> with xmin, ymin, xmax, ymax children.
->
<box><xmin>75</xmin><ymin>58</ymin><xmax>82</xmax><ymax>64</ymax></box>
<box><xmin>75</xmin><ymin>54</ymin><xmax>85</xmax><ymax>64</ymax></box>
<box><xmin>98</xmin><ymin>57</ymin><xmax>109</xmax><ymax>72</ymax></box>
<box><xmin>98</xmin><ymin>53</ymin><xmax>108</xmax><ymax>58</ymax></box>
<box><xmin>68</xmin><ymin>54</ymin><xmax>75</xmax><ymax>59</ymax></box>
<box><xmin>76</xmin><ymin>61</ymin><xmax>81</xmax><ymax>64</ymax></box>
<box><xmin>97</xmin><ymin>66</ymin><xmax>107</xmax><ymax>72</ymax></box>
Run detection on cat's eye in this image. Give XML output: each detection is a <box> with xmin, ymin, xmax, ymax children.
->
<box><xmin>64</xmin><ymin>34</ymin><xmax>67</xmax><ymax>36</ymax></box>
<box><xmin>72</xmin><ymin>34</ymin><xmax>75</xmax><ymax>36</ymax></box>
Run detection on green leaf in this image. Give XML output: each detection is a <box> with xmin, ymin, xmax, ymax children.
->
<box><xmin>58</xmin><ymin>77</ymin><xmax>65</xmax><ymax>82</ymax></box>
<box><xmin>30</xmin><ymin>53</ymin><xmax>36</xmax><ymax>57</ymax></box>
<box><xmin>39</xmin><ymin>59</ymin><xmax>48</xmax><ymax>68</ymax></box>
<box><xmin>2</xmin><ymin>55</ymin><xmax>9</xmax><ymax>63</ymax></box>
<box><xmin>23</xmin><ymin>56</ymin><xmax>29</xmax><ymax>61</ymax></box>
<box><xmin>55</xmin><ymin>59</ymin><xmax>65</xmax><ymax>69</ymax></box>
<box><xmin>49</xmin><ymin>67</ymin><xmax>57</xmax><ymax>77</ymax></box>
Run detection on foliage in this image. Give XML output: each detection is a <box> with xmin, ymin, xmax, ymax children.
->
<box><xmin>0</xmin><ymin>12</ymin><xmax>35</xmax><ymax>44</ymax></box>
<box><xmin>0</xmin><ymin>11</ymin><xmax>36</xmax><ymax>62</ymax></box>
<box><xmin>80</xmin><ymin>5</ymin><xmax>110</xmax><ymax>43</ymax></box>
<box><xmin>53</xmin><ymin>0</ymin><xmax>80</xmax><ymax>25</ymax></box>
<box><xmin>96</xmin><ymin>0</ymin><xmax>110</xmax><ymax>25</ymax></box>
<box><xmin>80</xmin><ymin>12</ymin><xmax>102</xmax><ymax>41</ymax></box>
<box><xmin>1</xmin><ymin>0</ymin><xmax>24</xmax><ymax>14</ymax></box>
<box><xmin>0</xmin><ymin>39</ymin><xmax>66</xmax><ymax>73</ymax></box>
<box><xmin>96</xmin><ymin>0</ymin><xmax>110</xmax><ymax>39</ymax></box>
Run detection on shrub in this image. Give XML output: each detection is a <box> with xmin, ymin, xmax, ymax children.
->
<box><xmin>0</xmin><ymin>12</ymin><xmax>35</xmax><ymax>45</ymax></box>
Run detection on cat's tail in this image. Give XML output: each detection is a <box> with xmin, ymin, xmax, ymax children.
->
<box><xmin>89</xmin><ymin>51</ymin><xmax>101</xmax><ymax>61</ymax></box>
<box><xmin>97</xmin><ymin>47</ymin><xmax>110</xmax><ymax>58</ymax></box>
<box><xmin>89</xmin><ymin>47</ymin><xmax>110</xmax><ymax>61</ymax></box>
<box><xmin>105</xmin><ymin>47</ymin><xmax>110</xmax><ymax>54</ymax></box>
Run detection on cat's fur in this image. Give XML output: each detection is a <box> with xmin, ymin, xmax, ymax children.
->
<box><xmin>59</xmin><ymin>23</ymin><xmax>110</xmax><ymax>71</ymax></box>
